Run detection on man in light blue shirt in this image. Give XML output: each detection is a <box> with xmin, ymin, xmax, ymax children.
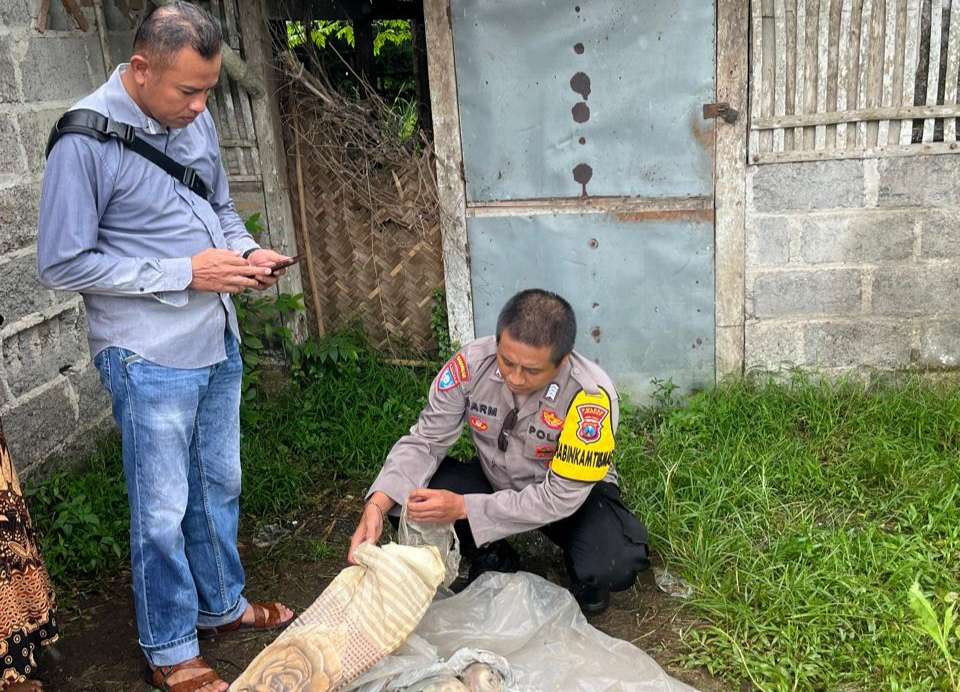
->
<box><xmin>37</xmin><ymin>3</ymin><xmax>294</xmax><ymax>689</ymax></box>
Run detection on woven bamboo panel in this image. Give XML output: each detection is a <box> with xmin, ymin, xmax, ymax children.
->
<box><xmin>284</xmin><ymin>93</ymin><xmax>444</xmax><ymax>356</ymax></box>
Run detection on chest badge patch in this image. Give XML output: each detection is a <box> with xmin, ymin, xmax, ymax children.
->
<box><xmin>541</xmin><ymin>409</ymin><xmax>564</xmax><ymax>430</ymax></box>
<box><xmin>469</xmin><ymin>416</ymin><xmax>489</xmax><ymax>432</ymax></box>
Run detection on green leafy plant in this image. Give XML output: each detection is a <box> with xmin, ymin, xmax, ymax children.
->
<box><xmin>27</xmin><ymin>436</ymin><xmax>129</xmax><ymax>585</ymax></box>
<box><xmin>381</xmin><ymin>92</ymin><xmax>419</xmax><ymax>143</ymax></box>
<box><xmin>286</xmin><ymin>19</ymin><xmax>412</xmax><ymax>56</ymax></box>
<box><xmin>431</xmin><ymin>288</ymin><xmax>455</xmax><ymax>361</ymax></box>
<box><xmin>234</xmin><ymin>291</ymin><xmax>305</xmax><ymax>406</ymax></box>
<box><xmin>909</xmin><ymin>580</ymin><xmax>960</xmax><ymax>690</ymax></box>
<box><xmin>235</xmin><ymin>213</ymin><xmax>305</xmax><ymax>408</ymax></box>
<box><xmin>649</xmin><ymin>376</ymin><xmax>681</xmax><ymax>410</ymax></box>
<box><xmin>288</xmin><ymin>330</ymin><xmax>363</xmax><ymax>384</ymax></box>
<box><xmin>244</xmin><ymin>211</ymin><xmax>265</xmax><ymax>239</ymax></box>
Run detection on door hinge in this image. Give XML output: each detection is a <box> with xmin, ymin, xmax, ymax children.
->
<box><xmin>702</xmin><ymin>102</ymin><xmax>739</xmax><ymax>124</ymax></box>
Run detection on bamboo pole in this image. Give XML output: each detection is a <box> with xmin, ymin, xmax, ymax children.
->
<box><xmin>293</xmin><ymin>108</ymin><xmax>325</xmax><ymax>338</ymax></box>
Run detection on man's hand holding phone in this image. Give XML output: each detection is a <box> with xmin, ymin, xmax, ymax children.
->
<box><xmin>244</xmin><ymin>249</ymin><xmax>300</xmax><ymax>289</ymax></box>
<box><xmin>270</xmin><ymin>254</ymin><xmax>302</xmax><ymax>271</ymax></box>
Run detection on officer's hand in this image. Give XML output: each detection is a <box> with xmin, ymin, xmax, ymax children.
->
<box><xmin>189</xmin><ymin>249</ymin><xmax>271</xmax><ymax>294</ymax></box>
<box><xmin>348</xmin><ymin>495</ymin><xmax>392</xmax><ymax>565</ymax></box>
<box><xmin>407</xmin><ymin>488</ymin><xmax>467</xmax><ymax>524</ymax></box>
<box><xmin>245</xmin><ymin>248</ymin><xmax>289</xmax><ymax>289</ymax></box>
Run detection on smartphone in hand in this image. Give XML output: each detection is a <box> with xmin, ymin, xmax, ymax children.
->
<box><xmin>270</xmin><ymin>254</ymin><xmax>302</xmax><ymax>270</ymax></box>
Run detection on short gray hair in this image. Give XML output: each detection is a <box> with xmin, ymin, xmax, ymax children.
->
<box><xmin>134</xmin><ymin>1</ymin><xmax>222</xmax><ymax>65</ymax></box>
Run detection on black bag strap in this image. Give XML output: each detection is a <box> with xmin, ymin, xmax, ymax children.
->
<box><xmin>45</xmin><ymin>108</ymin><xmax>210</xmax><ymax>200</ymax></box>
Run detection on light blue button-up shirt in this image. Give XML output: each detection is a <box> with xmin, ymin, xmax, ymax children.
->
<box><xmin>37</xmin><ymin>65</ymin><xmax>259</xmax><ymax>369</ymax></box>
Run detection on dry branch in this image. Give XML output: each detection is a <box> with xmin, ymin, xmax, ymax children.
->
<box><xmin>92</xmin><ymin>0</ymin><xmax>113</xmax><ymax>74</ymax></box>
<box><xmin>278</xmin><ymin>52</ymin><xmax>445</xmax><ymax>355</ymax></box>
<box><xmin>35</xmin><ymin>0</ymin><xmax>51</xmax><ymax>32</ymax></box>
<box><xmin>60</xmin><ymin>0</ymin><xmax>89</xmax><ymax>31</ymax></box>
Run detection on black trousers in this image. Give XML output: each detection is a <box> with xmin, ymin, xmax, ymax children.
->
<box><xmin>428</xmin><ymin>457</ymin><xmax>651</xmax><ymax>593</ymax></box>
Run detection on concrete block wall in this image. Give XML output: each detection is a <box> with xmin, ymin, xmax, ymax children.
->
<box><xmin>745</xmin><ymin>155</ymin><xmax>960</xmax><ymax>376</ymax></box>
<box><xmin>0</xmin><ymin>3</ymin><xmax>128</xmax><ymax>474</ymax></box>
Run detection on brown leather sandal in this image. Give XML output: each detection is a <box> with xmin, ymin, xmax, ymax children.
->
<box><xmin>149</xmin><ymin>656</ymin><xmax>225</xmax><ymax>692</ymax></box>
<box><xmin>197</xmin><ymin>601</ymin><xmax>294</xmax><ymax>639</ymax></box>
<box><xmin>6</xmin><ymin>682</ymin><xmax>43</xmax><ymax>691</ymax></box>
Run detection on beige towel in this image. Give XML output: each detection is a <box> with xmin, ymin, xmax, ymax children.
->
<box><xmin>231</xmin><ymin>542</ymin><xmax>445</xmax><ymax>691</ymax></box>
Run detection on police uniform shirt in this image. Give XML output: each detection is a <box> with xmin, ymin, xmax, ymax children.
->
<box><xmin>367</xmin><ymin>336</ymin><xmax>620</xmax><ymax>547</ymax></box>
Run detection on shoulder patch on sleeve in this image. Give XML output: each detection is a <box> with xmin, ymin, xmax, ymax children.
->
<box><xmin>550</xmin><ymin>388</ymin><xmax>615</xmax><ymax>482</ymax></box>
<box><xmin>436</xmin><ymin>352</ymin><xmax>470</xmax><ymax>392</ymax></box>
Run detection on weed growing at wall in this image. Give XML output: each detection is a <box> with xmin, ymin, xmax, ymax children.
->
<box><xmin>26</xmin><ymin>436</ymin><xmax>127</xmax><ymax>585</ymax></box>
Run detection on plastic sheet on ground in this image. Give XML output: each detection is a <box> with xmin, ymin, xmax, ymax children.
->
<box><xmin>347</xmin><ymin>570</ymin><xmax>698</xmax><ymax>692</ymax></box>
<box><xmin>653</xmin><ymin>567</ymin><xmax>694</xmax><ymax>600</ymax></box>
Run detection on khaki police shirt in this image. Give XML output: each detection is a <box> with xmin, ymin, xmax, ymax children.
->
<box><xmin>368</xmin><ymin>335</ymin><xmax>619</xmax><ymax>547</ymax></box>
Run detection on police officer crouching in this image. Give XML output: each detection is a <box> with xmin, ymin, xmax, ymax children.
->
<box><xmin>348</xmin><ymin>289</ymin><xmax>650</xmax><ymax>615</ymax></box>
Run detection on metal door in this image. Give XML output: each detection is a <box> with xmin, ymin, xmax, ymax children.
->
<box><xmin>449</xmin><ymin>0</ymin><xmax>716</xmax><ymax>400</ymax></box>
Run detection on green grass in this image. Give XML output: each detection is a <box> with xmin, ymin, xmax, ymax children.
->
<box><xmin>27</xmin><ymin>351</ymin><xmax>438</xmax><ymax>585</ymax></box>
<box><xmin>236</xmin><ymin>350</ymin><xmax>466</xmax><ymax>517</ymax></box>
<box><xmin>617</xmin><ymin>373</ymin><xmax>960</xmax><ymax>690</ymax></box>
<box><xmin>25</xmin><ymin>352</ymin><xmax>960</xmax><ymax>689</ymax></box>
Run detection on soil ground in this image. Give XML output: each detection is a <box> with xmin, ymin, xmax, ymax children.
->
<box><xmin>38</xmin><ymin>482</ymin><xmax>725</xmax><ymax>691</ymax></box>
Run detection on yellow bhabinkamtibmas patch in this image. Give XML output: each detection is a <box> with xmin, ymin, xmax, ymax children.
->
<box><xmin>550</xmin><ymin>388</ymin><xmax>615</xmax><ymax>482</ymax></box>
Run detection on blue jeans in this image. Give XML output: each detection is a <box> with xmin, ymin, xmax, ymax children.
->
<box><xmin>94</xmin><ymin>331</ymin><xmax>248</xmax><ymax>667</ymax></box>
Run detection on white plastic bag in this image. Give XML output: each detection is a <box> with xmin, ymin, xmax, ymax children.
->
<box><xmin>386</xmin><ymin>648</ymin><xmax>513</xmax><ymax>691</ymax></box>
<box><xmin>349</xmin><ymin>571</ymin><xmax>697</xmax><ymax>692</ymax></box>
<box><xmin>398</xmin><ymin>505</ymin><xmax>461</xmax><ymax>590</ymax></box>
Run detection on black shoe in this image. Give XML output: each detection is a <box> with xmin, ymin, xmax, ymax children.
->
<box><xmin>458</xmin><ymin>540</ymin><xmax>520</xmax><ymax>588</ymax></box>
<box><xmin>571</xmin><ymin>582</ymin><xmax>610</xmax><ymax>616</ymax></box>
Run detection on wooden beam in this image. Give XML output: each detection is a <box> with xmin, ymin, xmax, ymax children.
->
<box><xmin>35</xmin><ymin>0</ymin><xmax>51</xmax><ymax>33</ymax></box>
<box><xmin>753</xmin><ymin>103</ymin><xmax>960</xmax><ymax>129</ymax></box>
<box><xmin>876</xmin><ymin>0</ymin><xmax>899</xmax><ymax>146</ymax></box>
<box><xmin>92</xmin><ymin>0</ymin><xmax>112</xmax><ymax>76</ymax></box>
<box><xmin>946</xmin><ymin>0</ymin><xmax>960</xmax><ymax>142</ymax></box>
<box><xmin>900</xmin><ymin>0</ymin><xmax>921</xmax><ymax>145</ymax></box>
<box><xmin>238</xmin><ymin>0</ymin><xmax>308</xmax><ymax>342</ymax></box>
<box><xmin>922</xmin><ymin>0</ymin><xmax>944</xmax><ymax>143</ymax></box>
<box><xmin>751</xmin><ymin>140</ymin><xmax>960</xmax><ymax>163</ymax></box>
<box><xmin>412</xmin><ymin>17</ymin><xmax>433</xmax><ymax>134</ymax></box>
<box><xmin>352</xmin><ymin>16</ymin><xmax>375</xmax><ymax>83</ymax></box>
<box><xmin>293</xmin><ymin>111</ymin><xmax>325</xmax><ymax>337</ymax></box>
<box><xmin>836</xmin><ymin>0</ymin><xmax>853</xmax><ymax>148</ymax></box>
<box><xmin>773</xmin><ymin>0</ymin><xmax>786</xmax><ymax>152</ymax></box>
<box><xmin>466</xmin><ymin>195</ymin><xmax>713</xmax><ymax>218</ymax></box>
<box><xmin>749</xmin><ymin>0</ymin><xmax>763</xmax><ymax>163</ymax></box>
<box><xmin>423</xmin><ymin>0</ymin><xmax>474</xmax><ymax>346</ymax></box>
<box><xmin>715</xmin><ymin>0</ymin><xmax>749</xmax><ymax>379</ymax></box>
<box><xmin>265</xmin><ymin>0</ymin><xmax>422</xmax><ymax>21</ymax></box>
<box><xmin>60</xmin><ymin>0</ymin><xmax>89</xmax><ymax>31</ymax></box>
<box><xmin>814</xmin><ymin>0</ymin><xmax>832</xmax><ymax>149</ymax></box>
